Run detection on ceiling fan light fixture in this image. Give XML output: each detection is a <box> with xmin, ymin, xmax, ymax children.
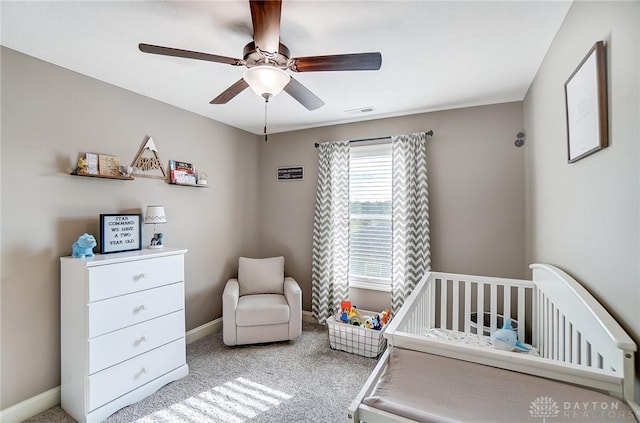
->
<box><xmin>243</xmin><ymin>65</ymin><xmax>290</xmax><ymax>99</ymax></box>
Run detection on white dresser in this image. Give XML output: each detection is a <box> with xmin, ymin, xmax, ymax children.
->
<box><xmin>60</xmin><ymin>248</ymin><xmax>189</xmax><ymax>423</ymax></box>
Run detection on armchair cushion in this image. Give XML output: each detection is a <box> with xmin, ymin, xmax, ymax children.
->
<box><xmin>238</xmin><ymin>256</ymin><xmax>284</xmax><ymax>296</ymax></box>
<box><xmin>236</xmin><ymin>294</ymin><xmax>290</xmax><ymax>326</ymax></box>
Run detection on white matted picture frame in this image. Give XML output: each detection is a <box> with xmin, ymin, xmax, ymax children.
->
<box><xmin>100</xmin><ymin>213</ymin><xmax>142</xmax><ymax>254</ymax></box>
<box><xmin>564</xmin><ymin>40</ymin><xmax>608</xmax><ymax>163</ymax></box>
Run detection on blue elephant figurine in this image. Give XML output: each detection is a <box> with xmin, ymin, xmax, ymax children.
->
<box><xmin>72</xmin><ymin>233</ymin><xmax>97</xmax><ymax>258</ymax></box>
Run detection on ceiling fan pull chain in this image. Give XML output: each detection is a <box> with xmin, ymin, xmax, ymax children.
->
<box><xmin>264</xmin><ymin>96</ymin><xmax>269</xmax><ymax>142</ymax></box>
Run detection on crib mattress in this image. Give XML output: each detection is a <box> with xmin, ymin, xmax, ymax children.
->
<box><xmin>362</xmin><ymin>348</ymin><xmax>636</xmax><ymax>423</ymax></box>
<box><xmin>425</xmin><ymin>328</ymin><xmax>539</xmax><ymax>356</ymax></box>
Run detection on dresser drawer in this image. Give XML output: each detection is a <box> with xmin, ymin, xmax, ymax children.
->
<box><xmin>88</xmin><ymin>310</ymin><xmax>185</xmax><ymax>375</ymax></box>
<box><xmin>88</xmin><ymin>282</ymin><xmax>184</xmax><ymax>338</ymax></box>
<box><xmin>88</xmin><ymin>255</ymin><xmax>184</xmax><ymax>302</ymax></box>
<box><xmin>88</xmin><ymin>338</ymin><xmax>185</xmax><ymax>412</ymax></box>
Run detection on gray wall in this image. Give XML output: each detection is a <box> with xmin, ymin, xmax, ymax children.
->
<box><xmin>0</xmin><ymin>47</ymin><xmax>260</xmax><ymax>409</ymax></box>
<box><xmin>523</xmin><ymin>0</ymin><xmax>640</xmax><ymax>398</ymax></box>
<box><xmin>257</xmin><ymin>102</ymin><xmax>526</xmax><ymax>312</ymax></box>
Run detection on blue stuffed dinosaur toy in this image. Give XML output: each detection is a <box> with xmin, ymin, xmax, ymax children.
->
<box><xmin>490</xmin><ymin>317</ymin><xmax>529</xmax><ymax>352</ymax></box>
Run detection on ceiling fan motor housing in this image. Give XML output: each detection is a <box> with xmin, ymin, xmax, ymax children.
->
<box><xmin>243</xmin><ymin>41</ymin><xmax>290</xmax><ymax>69</ymax></box>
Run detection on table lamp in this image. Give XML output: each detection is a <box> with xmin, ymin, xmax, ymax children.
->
<box><xmin>144</xmin><ymin>205</ymin><xmax>166</xmax><ymax>249</ymax></box>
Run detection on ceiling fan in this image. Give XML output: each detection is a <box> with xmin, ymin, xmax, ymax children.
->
<box><xmin>138</xmin><ymin>0</ymin><xmax>382</xmax><ymax>112</ymax></box>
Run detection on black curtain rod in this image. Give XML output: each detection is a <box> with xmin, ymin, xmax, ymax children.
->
<box><xmin>314</xmin><ymin>130</ymin><xmax>433</xmax><ymax>148</ymax></box>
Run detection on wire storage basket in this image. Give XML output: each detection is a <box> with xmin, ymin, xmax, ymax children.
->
<box><xmin>327</xmin><ymin>310</ymin><xmax>387</xmax><ymax>358</ymax></box>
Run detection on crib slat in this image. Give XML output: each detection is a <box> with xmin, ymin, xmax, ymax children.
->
<box><xmin>517</xmin><ymin>287</ymin><xmax>525</xmax><ymax>344</ymax></box>
<box><xmin>490</xmin><ymin>284</ymin><xmax>497</xmax><ymax>334</ymax></box>
<box><xmin>582</xmin><ymin>340</ymin><xmax>590</xmax><ymax>366</ymax></box>
<box><xmin>564</xmin><ymin>319</ymin><xmax>572</xmax><ymax>363</ymax></box>
<box><xmin>544</xmin><ymin>296</ymin><xmax>550</xmax><ymax>358</ymax></box>
<box><xmin>464</xmin><ymin>281</ymin><xmax>471</xmax><ymax>333</ymax></box>
<box><xmin>551</xmin><ymin>303</ymin><xmax>560</xmax><ymax>360</ymax></box>
<box><xmin>427</xmin><ymin>279</ymin><xmax>439</xmax><ymax>329</ymax></box>
<box><xmin>558</xmin><ymin>314</ymin><xmax>565</xmax><ymax>362</ymax></box>
<box><xmin>477</xmin><ymin>282</ymin><xmax>484</xmax><ymax>336</ymax></box>
<box><xmin>538</xmin><ymin>293</ymin><xmax>544</xmax><ymax>357</ymax></box>
<box><xmin>440</xmin><ymin>279</ymin><xmax>448</xmax><ymax>329</ymax></box>
<box><xmin>503</xmin><ymin>286</ymin><xmax>511</xmax><ymax>322</ymax></box>
<box><xmin>591</xmin><ymin>344</ymin><xmax>599</xmax><ymax>369</ymax></box>
<box><xmin>452</xmin><ymin>280</ymin><xmax>459</xmax><ymax>331</ymax></box>
<box><xmin>572</xmin><ymin>326</ymin><xmax>580</xmax><ymax>364</ymax></box>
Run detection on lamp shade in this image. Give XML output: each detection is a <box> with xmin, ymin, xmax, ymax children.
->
<box><xmin>243</xmin><ymin>65</ymin><xmax>290</xmax><ymax>98</ymax></box>
<box><xmin>144</xmin><ymin>206</ymin><xmax>167</xmax><ymax>224</ymax></box>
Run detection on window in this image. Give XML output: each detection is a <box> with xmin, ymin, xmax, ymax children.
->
<box><xmin>349</xmin><ymin>143</ymin><xmax>392</xmax><ymax>290</ymax></box>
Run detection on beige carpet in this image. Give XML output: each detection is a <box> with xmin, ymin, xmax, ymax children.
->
<box><xmin>23</xmin><ymin>322</ymin><xmax>378</xmax><ymax>423</ymax></box>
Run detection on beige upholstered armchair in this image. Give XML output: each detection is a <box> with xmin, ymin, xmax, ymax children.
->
<box><xmin>223</xmin><ymin>256</ymin><xmax>302</xmax><ymax>346</ymax></box>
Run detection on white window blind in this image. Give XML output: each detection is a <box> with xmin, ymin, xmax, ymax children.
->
<box><xmin>349</xmin><ymin>143</ymin><xmax>392</xmax><ymax>288</ymax></box>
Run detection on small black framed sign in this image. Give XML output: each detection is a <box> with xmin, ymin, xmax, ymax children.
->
<box><xmin>564</xmin><ymin>40</ymin><xmax>608</xmax><ymax>163</ymax></box>
<box><xmin>100</xmin><ymin>213</ymin><xmax>142</xmax><ymax>254</ymax></box>
<box><xmin>277</xmin><ymin>166</ymin><xmax>304</xmax><ymax>181</ymax></box>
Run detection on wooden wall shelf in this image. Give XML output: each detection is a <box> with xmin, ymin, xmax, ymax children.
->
<box><xmin>168</xmin><ymin>182</ymin><xmax>209</xmax><ymax>188</ymax></box>
<box><xmin>71</xmin><ymin>172</ymin><xmax>134</xmax><ymax>181</ymax></box>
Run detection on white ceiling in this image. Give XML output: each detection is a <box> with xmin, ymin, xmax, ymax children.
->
<box><xmin>1</xmin><ymin>1</ymin><xmax>572</xmax><ymax>135</ymax></box>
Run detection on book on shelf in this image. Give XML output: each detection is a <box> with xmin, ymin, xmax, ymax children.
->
<box><xmin>169</xmin><ymin>160</ymin><xmax>197</xmax><ymax>185</ymax></box>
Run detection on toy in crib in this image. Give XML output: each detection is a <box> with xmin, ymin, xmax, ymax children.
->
<box><xmin>490</xmin><ymin>317</ymin><xmax>529</xmax><ymax>352</ymax></box>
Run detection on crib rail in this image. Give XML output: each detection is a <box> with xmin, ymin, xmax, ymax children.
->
<box><xmin>530</xmin><ymin>264</ymin><xmax>637</xmax><ymax>404</ymax></box>
<box><xmin>383</xmin><ymin>266</ymin><xmax>638</xmax><ymax>410</ymax></box>
<box><xmin>385</xmin><ymin>271</ymin><xmax>535</xmax><ymax>344</ymax></box>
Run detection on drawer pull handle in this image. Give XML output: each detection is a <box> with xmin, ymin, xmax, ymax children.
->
<box><xmin>134</xmin><ymin>335</ymin><xmax>150</xmax><ymax>346</ymax></box>
<box><xmin>135</xmin><ymin>273</ymin><xmax>149</xmax><ymax>281</ymax></box>
<box><xmin>135</xmin><ymin>367</ymin><xmax>149</xmax><ymax>379</ymax></box>
<box><xmin>134</xmin><ymin>304</ymin><xmax>149</xmax><ymax>313</ymax></box>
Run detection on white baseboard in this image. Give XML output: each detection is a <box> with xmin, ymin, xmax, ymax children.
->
<box><xmin>0</xmin><ymin>386</ymin><xmax>60</xmax><ymax>423</ymax></box>
<box><xmin>1</xmin><ymin>312</ymin><xmax>316</xmax><ymax>422</ymax></box>
<box><xmin>303</xmin><ymin>310</ymin><xmax>319</xmax><ymax>324</ymax></box>
<box><xmin>185</xmin><ymin>317</ymin><xmax>223</xmax><ymax>344</ymax></box>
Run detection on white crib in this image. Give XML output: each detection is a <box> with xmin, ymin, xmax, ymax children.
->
<box><xmin>348</xmin><ymin>263</ymin><xmax>639</xmax><ymax>423</ymax></box>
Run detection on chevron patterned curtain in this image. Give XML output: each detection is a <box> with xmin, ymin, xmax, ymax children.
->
<box><xmin>391</xmin><ymin>132</ymin><xmax>431</xmax><ymax>313</ymax></box>
<box><xmin>312</xmin><ymin>141</ymin><xmax>350</xmax><ymax>324</ymax></box>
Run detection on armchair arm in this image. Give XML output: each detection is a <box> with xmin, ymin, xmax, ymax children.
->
<box><xmin>284</xmin><ymin>277</ymin><xmax>302</xmax><ymax>339</ymax></box>
<box><xmin>222</xmin><ymin>278</ymin><xmax>240</xmax><ymax>346</ymax></box>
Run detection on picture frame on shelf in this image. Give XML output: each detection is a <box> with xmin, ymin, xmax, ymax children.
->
<box><xmin>85</xmin><ymin>153</ymin><xmax>99</xmax><ymax>175</ymax></box>
<box><xmin>100</xmin><ymin>213</ymin><xmax>142</xmax><ymax>254</ymax></box>
<box><xmin>99</xmin><ymin>154</ymin><xmax>121</xmax><ymax>177</ymax></box>
<box><xmin>564</xmin><ymin>40</ymin><xmax>608</xmax><ymax>163</ymax></box>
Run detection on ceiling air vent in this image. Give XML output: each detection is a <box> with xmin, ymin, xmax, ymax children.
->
<box><xmin>345</xmin><ymin>106</ymin><xmax>376</xmax><ymax>114</ymax></box>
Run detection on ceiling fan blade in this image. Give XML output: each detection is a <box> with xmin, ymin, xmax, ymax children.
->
<box><xmin>283</xmin><ymin>77</ymin><xmax>325</xmax><ymax>111</ymax></box>
<box><xmin>210</xmin><ymin>79</ymin><xmax>250</xmax><ymax>104</ymax></box>
<box><xmin>139</xmin><ymin>43</ymin><xmax>243</xmax><ymax>66</ymax></box>
<box><xmin>290</xmin><ymin>52</ymin><xmax>382</xmax><ymax>72</ymax></box>
<box><xmin>250</xmin><ymin>0</ymin><xmax>282</xmax><ymax>53</ymax></box>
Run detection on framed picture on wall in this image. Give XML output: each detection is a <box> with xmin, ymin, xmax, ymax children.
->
<box><xmin>100</xmin><ymin>213</ymin><xmax>142</xmax><ymax>254</ymax></box>
<box><xmin>564</xmin><ymin>40</ymin><xmax>608</xmax><ymax>163</ymax></box>
<box><xmin>277</xmin><ymin>166</ymin><xmax>304</xmax><ymax>181</ymax></box>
